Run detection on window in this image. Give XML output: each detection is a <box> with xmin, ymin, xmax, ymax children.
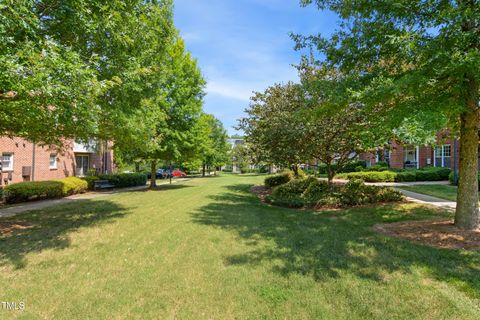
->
<box><xmin>443</xmin><ymin>144</ymin><xmax>451</xmax><ymax>168</ymax></box>
<box><xmin>49</xmin><ymin>154</ymin><xmax>57</xmax><ymax>169</ymax></box>
<box><xmin>434</xmin><ymin>144</ymin><xmax>451</xmax><ymax>168</ymax></box>
<box><xmin>1</xmin><ymin>153</ymin><xmax>13</xmax><ymax>171</ymax></box>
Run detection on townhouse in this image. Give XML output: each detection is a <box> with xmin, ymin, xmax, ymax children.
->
<box><xmin>0</xmin><ymin>137</ymin><xmax>115</xmax><ymax>185</ymax></box>
<box><xmin>360</xmin><ymin>135</ymin><xmax>459</xmax><ymax>170</ymax></box>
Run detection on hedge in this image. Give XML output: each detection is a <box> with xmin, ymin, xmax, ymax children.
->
<box><xmin>336</xmin><ymin>171</ymin><xmax>397</xmax><ymax>182</ymax></box>
<box><xmin>337</xmin><ymin>167</ymin><xmax>452</xmax><ymax>182</ymax></box>
<box><xmin>97</xmin><ymin>173</ymin><xmax>147</xmax><ymax>188</ymax></box>
<box><xmin>4</xmin><ymin>177</ymin><xmax>88</xmax><ymax>204</ymax></box>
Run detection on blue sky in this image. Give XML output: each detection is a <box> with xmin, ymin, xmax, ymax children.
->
<box><xmin>173</xmin><ymin>0</ymin><xmax>338</xmax><ymax>135</ymax></box>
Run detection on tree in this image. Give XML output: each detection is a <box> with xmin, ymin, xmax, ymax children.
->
<box><xmin>297</xmin><ymin>0</ymin><xmax>480</xmax><ymax>230</ymax></box>
<box><xmin>0</xmin><ymin>1</ymin><xmax>102</xmax><ymax>144</ymax></box>
<box><xmin>238</xmin><ymin>82</ymin><xmax>309</xmax><ymax>175</ymax></box>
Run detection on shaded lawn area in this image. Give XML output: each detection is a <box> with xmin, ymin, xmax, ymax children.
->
<box><xmin>0</xmin><ymin>175</ymin><xmax>479</xmax><ymax>319</ymax></box>
<box><xmin>401</xmin><ymin>184</ymin><xmax>458</xmax><ymax>202</ymax></box>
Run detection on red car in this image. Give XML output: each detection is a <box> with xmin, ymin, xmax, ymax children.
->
<box><xmin>171</xmin><ymin>170</ymin><xmax>187</xmax><ymax>177</ymax></box>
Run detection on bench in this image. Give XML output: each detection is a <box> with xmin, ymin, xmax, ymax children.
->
<box><xmin>94</xmin><ymin>180</ymin><xmax>115</xmax><ymax>191</ymax></box>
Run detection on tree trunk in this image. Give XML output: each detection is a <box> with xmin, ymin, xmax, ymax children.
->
<box><xmin>135</xmin><ymin>163</ymin><xmax>140</xmax><ymax>173</ymax></box>
<box><xmin>202</xmin><ymin>163</ymin><xmax>206</xmax><ymax>177</ymax></box>
<box><xmin>455</xmin><ymin>79</ymin><xmax>479</xmax><ymax>230</ymax></box>
<box><xmin>292</xmin><ymin>164</ymin><xmax>299</xmax><ymax>176</ymax></box>
<box><xmin>326</xmin><ymin>165</ymin><xmax>335</xmax><ymax>185</ymax></box>
<box><xmin>150</xmin><ymin>160</ymin><xmax>157</xmax><ymax>189</ymax></box>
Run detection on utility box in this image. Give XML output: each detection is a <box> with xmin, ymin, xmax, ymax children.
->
<box><xmin>22</xmin><ymin>166</ymin><xmax>32</xmax><ymax>177</ymax></box>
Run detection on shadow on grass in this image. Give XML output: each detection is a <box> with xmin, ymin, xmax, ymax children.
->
<box><xmin>0</xmin><ymin>199</ymin><xmax>129</xmax><ymax>269</ymax></box>
<box><xmin>192</xmin><ymin>183</ymin><xmax>480</xmax><ymax>298</ymax></box>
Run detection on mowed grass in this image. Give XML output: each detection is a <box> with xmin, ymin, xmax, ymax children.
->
<box><xmin>0</xmin><ymin>174</ymin><xmax>479</xmax><ymax>319</ymax></box>
<box><xmin>401</xmin><ymin>184</ymin><xmax>459</xmax><ymax>202</ymax></box>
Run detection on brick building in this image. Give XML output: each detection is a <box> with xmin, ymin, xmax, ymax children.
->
<box><xmin>360</xmin><ymin>136</ymin><xmax>459</xmax><ymax>170</ymax></box>
<box><xmin>0</xmin><ymin>137</ymin><xmax>115</xmax><ymax>186</ymax></box>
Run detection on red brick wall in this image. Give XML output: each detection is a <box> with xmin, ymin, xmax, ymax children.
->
<box><xmin>389</xmin><ymin>142</ymin><xmax>404</xmax><ymax>169</ymax></box>
<box><xmin>0</xmin><ymin>137</ymin><xmax>115</xmax><ymax>186</ymax></box>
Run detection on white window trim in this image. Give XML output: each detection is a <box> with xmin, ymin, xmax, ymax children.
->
<box><xmin>2</xmin><ymin>153</ymin><xmax>14</xmax><ymax>171</ymax></box>
<box><xmin>416</xmin><ymin>146</ymin><xmax>420</xmax><ymax>169</ymax></box>
<box><xmin>49</xmin><ymin>154</ymin><xmax>58</xmax><ymax>169</ymax></box>
<box><xmin>434</xmin><ymin>144</ymin><xmax>451</xmax><ymax>168</ymax></box>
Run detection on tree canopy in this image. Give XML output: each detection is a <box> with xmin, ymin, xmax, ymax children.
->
<box><xmin>296</xmin><ymin>0</ymin><xmax>480</xmax><ymax>229</ymax></box>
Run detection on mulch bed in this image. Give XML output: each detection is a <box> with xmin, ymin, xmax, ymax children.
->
<box><xmin>375</xmin><ymin>219</ymin><xmax>480</xmax><ymax>250</ymax></box>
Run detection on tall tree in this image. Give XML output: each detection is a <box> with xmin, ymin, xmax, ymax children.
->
<box><xmin>297</xmin><ymin>0</ymin><xmax>480</xmax><ymax>230</ymax></box>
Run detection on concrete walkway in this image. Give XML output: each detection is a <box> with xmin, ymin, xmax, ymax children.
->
<box><xmin>0</xmin><ymin>178</ymin><xmax>190</xmax><ymax>218</ymax></box>
<box><xmin>396</xmin><ymin>189</ymin><xmax>456</xmax><ymax>212</ymax></box>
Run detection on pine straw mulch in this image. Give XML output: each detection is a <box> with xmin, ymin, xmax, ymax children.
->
<box><xmin>374</xmin><ymin>219</ymin><xmax>480</xmax><ymax>250</ymax></box>
<box><xmin>250</xmin><ymin>185</ymin><xmax>272</xmax><ymax>202</ymax></box>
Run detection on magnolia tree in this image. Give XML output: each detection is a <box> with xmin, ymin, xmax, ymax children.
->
<box><xmin>297</xmin><ymin>0</ymin><xmax>480</xmax><ymax>230</ymax></box>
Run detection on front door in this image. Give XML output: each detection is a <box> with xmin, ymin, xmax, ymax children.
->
<box><xmin>75</xmin><ymin>155</ymin><xmax>89</xmax><ymax>177</ymax></box>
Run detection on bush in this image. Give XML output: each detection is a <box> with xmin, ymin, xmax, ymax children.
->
<box><xmin>395</xmin><ymin>170</ymin><xmax>417</xmax><ymax>182</ymax></box>
<box><xmin>81</xmin><ymin>176</ymin><xmax>100</xmax><ymax>190</ymax></box>
<box><xmin>415</xmin><ymin>167</ymin><xmax>451</xmax><ymax>181</ymax></box>
<box><xmin>268</xmin><ymin>177</ymin><xmax>317</xmax><ymax>208</ymax></box>
<box><xmin>301</xmin><ymin>180</ymin><xmax>330</xmax><ymax>206</ymax></box>
<box><xmin>336</xmin><ymin>171</ymin><xmax>397</xmax><ymax>182</ymax></box>
<box><xmin>376</xmin><ymin>161</ymin><xmax>389</xmax><ymax>167</ymax></box>
<box><xmin>222</xmin><ymin>168</ymin><xmax>233</xmax><ymax>173</ymax></box>
<box><xmin>4</xmin><ymin>177</ymin><xmax>88</xmax><ymax>204</ymax></box>
<box><xmin>0</xmin><ymin>187</ymin><xmax>3</xmax><ymax>202</ymax></box>
<box><xmin>264</xmin><ymin>171</ymin><xmax>293</xmax><ymax>188</ymax></box>
<box><xmin>318</xmin><ymin>160</ymin><xmax>367</xmax><ymax>174</ymax></box>
<box><xmin>98</xmin><ymin>173</ymin><xmax>147</xmax><ymax>188</ymax></box>
<box><xmin>265</xmin><ymin>177</ymin><xmax>403</xmax><ymax>209</ymax></box>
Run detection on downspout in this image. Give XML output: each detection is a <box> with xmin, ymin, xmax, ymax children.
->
<box><xmin>31</xmin><ymin>141</ymin><xmax>36</xmax><ymax>181</ymax></box>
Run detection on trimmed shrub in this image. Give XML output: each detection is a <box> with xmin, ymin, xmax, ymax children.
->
<box><xmin>318</xmin><ymin>160</ymin><xmax>367</xmax><ymax>174</ymax></box>
<box><xmin>336</xmin><ymin>171</ymin><xmax>397</xmax><ymax>182</ymax></box>
<box><xmin>97</xmin><ymin>173</ymin><xmax>147</xmax><ymax>188</ymax></box>
<box><xmin>264</xmin><ymin>171</ymin><xmax>293</xmax><ymax>188</ymax></box>
<box><xmin>4</xmin><ymin>177</ymin><xmax>88</xmax><ymax>204</ymax></box>
<box><xmin>268</xmin><ymin>177</ymin><xmax>316</xmax><ymax>208</ymax></box>
<box><xmin>81</xmin><ymin>176</ymin><xmax>100</xmax><ymax>190</ymax></box>
<box><xmin>0</xmin><ymin>187</ymin><xmax>3</xmax><ymax>202</ymax></box>
<box><xmin>395</xmin><ymin>170</ymin><xmax>417</xmax><ymax>182</ymax></box>
<box><xmin>415</xmin><ymin>167</ymin><xmax>451</xmax><ymax>181</ymax></box>
<box><xmin>301</xmin><ymin>180</ymin><xmax>330</xmax><ymax>206</ymax></box>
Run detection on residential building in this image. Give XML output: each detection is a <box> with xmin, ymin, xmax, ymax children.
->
<box><xmin>360</xmin><ymin>135</ymin><xmax>459</xmax><ymax>170</ymax></box>
<box><xmin>0</xmin><ymin>137</ymin><xmax>115</xmax><ymax>186</ymax></box>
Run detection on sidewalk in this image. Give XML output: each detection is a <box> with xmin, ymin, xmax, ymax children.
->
<box><xmin>397</xmin><ymin>189</ymin><xmax>456</xmax><ymax>212</ymax></box>
<box><xmin>0</xmin><ymin>178</ymin><xmax>190</xmax><ymax>218</ymax></box>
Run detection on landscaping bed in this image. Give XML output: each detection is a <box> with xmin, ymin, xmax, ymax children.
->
<box><xmin>261</xmin><ymin>173</ymin><xmax>404</xmax><ymax>209</ymax></box>
<box><xmin>375</xmin><ymin>219</ymin><xmax>480</xmax><ymax>250</ymax></box>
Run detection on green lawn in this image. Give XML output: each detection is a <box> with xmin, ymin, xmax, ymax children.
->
<box><xmin>1</xmin><ymin>175</ymin><xmax>479</xmax><ymax>319</ymax></box>
<box><xmin>400</xmin><ymin>184</ymin><xmax>458</xmax><ymax>202</ymax></box>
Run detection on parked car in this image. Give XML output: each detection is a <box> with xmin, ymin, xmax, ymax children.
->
<box><xmin>171</xmin><ymin>170</ymin><xmax>187</xmax><ymax>177</ymax></box>
<box><xmin>146</xmin><ymin>169</ymin><xmax>170</xmax><ymax>179</ymax></box>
